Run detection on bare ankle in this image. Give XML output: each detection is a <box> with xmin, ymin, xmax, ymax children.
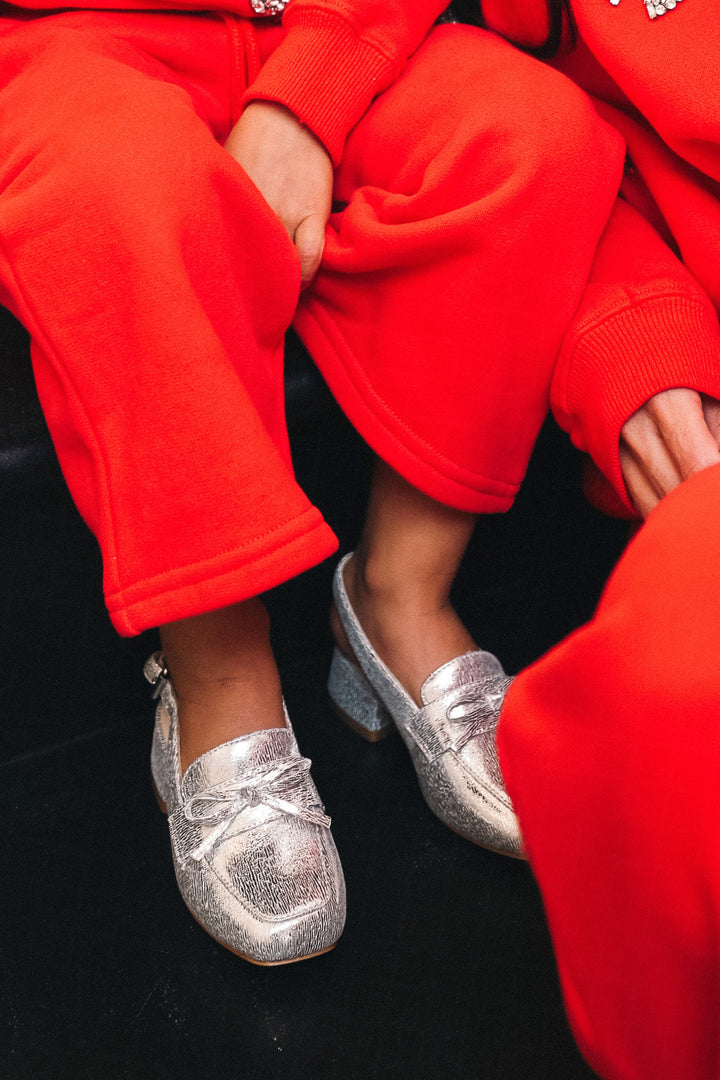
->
<box><xmin>173</xmin><ymin>683</ymin><xmax>286</xmax><ymax>773</ymax></box>
<box><xmin>335</xmin><ymin>553</ymin><xmax>476</xmax><ymax>706</ymax></box>
<box><xmin>159</xmin><ymin>599</ymin><xmax>287</xmax><ymax>772</ymax></box>
<box><xmin>347</xmin><ymin>547</ymin><xmax>453</xmax><ymax>623</ymax></box>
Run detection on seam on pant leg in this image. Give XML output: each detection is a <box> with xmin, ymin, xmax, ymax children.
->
<box><xmin>108</xmin><ymin>511</ymin><xmax>338</xmax><ymax>635</ymax></box>
<box><xmin>109</xmin><ymin>505</ymin><xmax>330</xmax><ymax>599</ymax></box>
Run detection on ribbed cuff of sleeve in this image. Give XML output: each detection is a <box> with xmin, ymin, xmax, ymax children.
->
<box><xmin>560</xmin><ymin>294</ymin><xmax>720</xmax><ymax>513</ymax></box>
<box><xmin>242</xmin><ymin>10</ymin><xmax>394</xmax><ymax>165</ymax></box>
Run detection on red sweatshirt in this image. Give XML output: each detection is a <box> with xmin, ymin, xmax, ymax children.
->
<box><xmin>478</xmin><ymin>0</ymin><xmax>720</xmax><ymax>510</ymax></box>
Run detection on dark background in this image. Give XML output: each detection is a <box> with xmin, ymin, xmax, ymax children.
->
<box><xmin>0</xmin><ymin>316</ymin><xmax>628</xmax><ymax>1079</ymax></box>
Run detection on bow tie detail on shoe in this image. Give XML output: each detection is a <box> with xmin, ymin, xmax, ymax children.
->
<box><xmin>445</xmin><ymin>684</ymin><xmax>508</xmax><ymax>754</ymax></box>
<box><xmin>185</xmin><ymin>755</ymin><xmax>332</xmax><ymax>862</ymax></box>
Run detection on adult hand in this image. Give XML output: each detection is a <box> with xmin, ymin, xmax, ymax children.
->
<box><xmin>225</xmin><ymin>101</ymin><xmax>333</xmax><ymax>288</ymax></box>
<box><xmin>620</xmin><ymin>387</ymin><xmax>720</xmax><ymax>517</ymax></box>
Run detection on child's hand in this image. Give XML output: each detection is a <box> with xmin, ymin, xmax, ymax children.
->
<box><xmin>225</xmin><ymin>102</ymin><xmax>333</xmax><ymax>288</ymax></box>
<box><xmin>620</xmin><ymin>388</ymin><xmax>720</xmax><ymax>517</ymax></box>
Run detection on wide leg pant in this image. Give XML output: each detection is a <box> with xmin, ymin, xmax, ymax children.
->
<box><xmin>0</xmin><ymin>9</ymin><xmax>624</xmax><ymax>634</ymax></box>
<box><xmin>498</xmin><ymin>464</ymin><xmax>720</xmax><ymax>1080</ymax></box>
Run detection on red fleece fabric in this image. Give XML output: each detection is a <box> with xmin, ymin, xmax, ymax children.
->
<box><xmin>480</xmin><ymin>0</ymin><xmax>720</xmax><ymax>511</ymax></box>
<box><xmin>0</xmin><ymin>9</ymin><xmax>624</xmax><ymax>634</ymax></box>
<box><xmin>499</xmin><ymin>464</ymin><xmax>720</xmax><ymax>1080</ymax></box>
<box><xmin>474</xmin><ymin>2</ymin><xmax>720</xmax><ymax>1075</ymax></box>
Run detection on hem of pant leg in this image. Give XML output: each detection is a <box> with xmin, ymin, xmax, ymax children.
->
<box><xmin>106</xmin><ymin>514</ymin><xmax>338</xmax><ymax>636</ymax></box>
<box><xmin>293</xmin><ymin>307</ymin><xmax>521</xmax><ymax>514</ymax></box>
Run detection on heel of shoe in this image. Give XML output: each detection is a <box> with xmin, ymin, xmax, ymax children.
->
<box><xmin>327</xmin><ymin>647</ymin><xmax>394</xmax><ymax>742</ymax></box>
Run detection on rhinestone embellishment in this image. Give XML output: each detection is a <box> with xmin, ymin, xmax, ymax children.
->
<box><xmin>609</xmin><ymin>0</ymin><xmax>684</xmax><ymax>17</ymax></box>
<box><xmin>250</xmin><ymin>0</ymin><xmax>288</xmax><ymax>14</ymax></box>
<box><xmin>644</xmin><ymin>0</ymin><xmax>683</xmax><ymax>18</ymax></box>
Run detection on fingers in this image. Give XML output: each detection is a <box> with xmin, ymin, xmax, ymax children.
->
<box><xmin>650</xmin><ymin>390</ymin><xmax>720</xmax><ymax>476</ymax></box>
<box><xmin>224</xmin><ymin>102</ymin><xmax>333</xmax><ymax>289</ymax></box>
<box><xmin>619</xmin><ymin>444</ymin><xmax>664</xmax><ymax>518</ymax></box>
<box><xmin>701</xmin><ymin>394</ymin><xmax>720</xmax><ymax>445</ymax></box>
<box><xmin>620</xmin><ymin>388</ymin><xmax>720</xmax><ymax>517</ymax></box>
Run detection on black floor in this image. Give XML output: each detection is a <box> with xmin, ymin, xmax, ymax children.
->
<box><xmin>0</xmin><ymin>407</ymin><xmax>628</xmax><ymax>1079</ymax></box>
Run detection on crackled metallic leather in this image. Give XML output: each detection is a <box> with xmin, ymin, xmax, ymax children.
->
<box><xmin>327</xmin><ymin>647</ymin><xmax>393</xmax><ymax>740</ymax></box>
<box><xmin>330</xmin><ymin>555</ymin><xmax>524</xmax><ymax>858</ymax></box>
<box><xmin>145</xmin><ymin>654</ymin><xmax>346</xmax><ymax>965</ymax></box>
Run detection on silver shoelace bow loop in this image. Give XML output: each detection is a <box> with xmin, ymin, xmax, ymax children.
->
<box><xmin>444</xmin><ymin>677</ymin><xmax>512</xmax><ymax>754</ymax></box>
<box><xmin>185</xmin><ymin>756</ymin><xmax>331</xmax><ymax>862</ymax></box>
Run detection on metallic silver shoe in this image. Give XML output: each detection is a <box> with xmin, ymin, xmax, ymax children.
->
<box><xmin>144</xmin><ymin>653</ymin><xmax>346</xmax><ymax>965</ymax></box>
<box><xmin>329</xmin><ymin>554</ymin><xmax>524</xmax><ymax>858</ymax></box>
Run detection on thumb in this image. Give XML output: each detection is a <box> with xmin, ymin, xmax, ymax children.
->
<box><xmin>294</xmin><ymin>214</ymin><xmax>326</xmax><ymax>289</ymax></box>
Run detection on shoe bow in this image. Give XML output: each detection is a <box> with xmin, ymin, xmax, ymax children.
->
<box><xmin>184</xmin><ymin>756</ymin><xmax>331</xmax><ymax>862</ymax></box>
<box><xmin>443</xmin><ymin>679</ymin><xmax>510</xmax><ymax>754</ymax></box>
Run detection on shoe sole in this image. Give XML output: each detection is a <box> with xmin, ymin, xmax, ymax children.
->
<box><xmin>445</xmin><ymin>819</ymin><xmax>526</xmax><ymax>860</ymax></box>
<box><xmin>197</xmin><ymin>913</ymin><xmax>337</xmax><ymax>966</ymax></box>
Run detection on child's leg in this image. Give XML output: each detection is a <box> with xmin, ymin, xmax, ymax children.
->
<box><xmin>0</xmin><ymin>10</ymin><xmax>336</xmax><ymax>642</ymax></box>
<box><xmin>498</xmin><ymin>463</ymin><xmax>720</xmax><ymax>1079</ymax></box>
<box><xmin>160</xmin><ymin>599</ymin><xmax>285</xmax><ymax>773</ymax></box>
<box><xmin>302</xmin><ymin>23</ymin><xmax>625</xmax><ymax>685</ymax></box>
<box><xmin>313</xmin><ymin>24</ymin><xmax>625</xmax><ymax>855</ymax></box>
<box><xmin>0</xmin><ymin>11</ymin><xmax>344</xmax><ymax>963</ymax></box>
<box><xmin>311</xmin><ymin>23</ymin><xmax>624</xmax><ymax>682</ymax></box>
<box><xmin>333</xmin><ymin>460</ymin><xmax>476</xmax><ymax>707</ymax></box>
<box><xmin>298</xmin><ymin>23</ymin><xmax>626</xmax><ymax>517</ymax></box>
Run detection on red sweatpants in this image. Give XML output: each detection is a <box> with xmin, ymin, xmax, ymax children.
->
<box><xmin>498</xmin><ymin>464</ymin><xmax>720</xmax><ymax>1080</ymax></box>
<box><xmin>0</xmin><ymin>10</ymin><xmax>623</xmax><ymax>634</ymax></box>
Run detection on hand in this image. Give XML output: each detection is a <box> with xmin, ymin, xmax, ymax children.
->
<box><xmin>225</xmin><ymin>102</ymin><xmax>333</xmax><ymax>288</ymax></box>
<box><xmin>619</xmin><ymin>388</ymin><xmax>720</xmax><ymax>517</ymax></box>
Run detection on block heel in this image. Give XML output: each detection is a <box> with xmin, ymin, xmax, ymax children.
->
<box><xmin>327</xmin><ymin>646</ymin><xmax>394</xmax><ymax>742</ymax></box>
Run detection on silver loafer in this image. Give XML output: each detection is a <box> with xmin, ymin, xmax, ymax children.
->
<box><xmin>144</xmin><ymin>653</ymin><xmax>346</xmax><ymax>965</ymax></box>
<box><xmin>329</xmin><ymin>555</ymin><xmax>523</xmax><ymax>858</ymax></box>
